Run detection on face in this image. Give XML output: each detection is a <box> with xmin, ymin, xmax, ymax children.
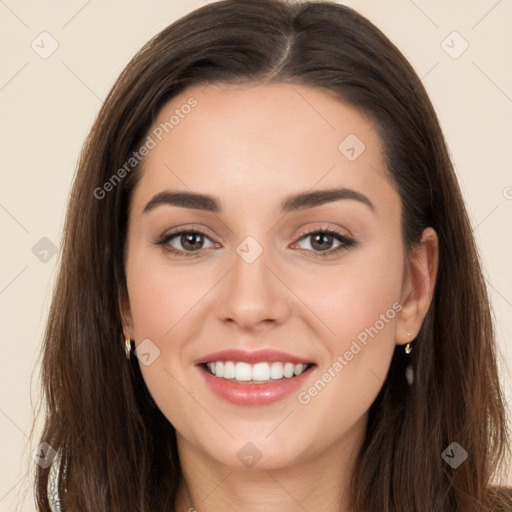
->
<box><xmin>121</xmin><ymin>82</ymin><xmax>436</xmax><ymax>471</ymax></box>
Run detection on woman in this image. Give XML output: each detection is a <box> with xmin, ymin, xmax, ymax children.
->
<box><xmin>33</xmin><ymin>0</ymin><xmax>511</xmax><ymax>510</ymax></box>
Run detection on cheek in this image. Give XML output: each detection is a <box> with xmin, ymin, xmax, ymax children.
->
<box><xmin>125</xmin><ymin>248</ymin><xmax>220</xmax><ymax>420</ymax></box>
<box><xmin>292</xmin><ymin>240</ymin><xmax>404</xmax><ymax>351</ymax></box>
<box><xmin>126</xmin><ymin>248</ymin><xmax>214</xmax><ymax>340</ymax></box>
<box><xmin>292</xmin><ymin>243</ymin><xmax>404</xmax><ymax>440</ymax></box>
<box><xmin>125</xmin><ymin>249</ymin><xmax>211</xmax><ymax>432</ymax></box>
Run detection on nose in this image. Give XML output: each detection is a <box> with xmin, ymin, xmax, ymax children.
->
<box><xmin>215</xmin><ymin>240</ymin><xmax>291</xmax><ymax>331</ymax></box>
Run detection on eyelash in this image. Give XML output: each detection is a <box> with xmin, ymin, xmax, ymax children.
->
<box><xmin>154</xmin><ymin>226</ymin><xmax>356</xmax><ymax>259</ymax></box>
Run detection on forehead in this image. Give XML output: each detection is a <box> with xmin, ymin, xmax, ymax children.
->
<box><xmin>131</xmin><ymin>82</ymin><xmax>397</xmax><ymax>217</ymax></box>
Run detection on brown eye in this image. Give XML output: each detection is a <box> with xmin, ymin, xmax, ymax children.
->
<box><xmin>294</xmin><ymin>228</ymin><xmax>356</xmax><ymax>258</ymax></box>
<box><xmin>179</xmin><ymin>232</ymin><xmax>207</xmax><ymax>251</ymax></box>
<box><xmin>156</xmin><ymin>229</ymin><xmax>217</xmax><ymax>257</ymax></box>
<box><xmin>309</xmin><ymin>233</ymin><xmax>337</xmax><ymax>252</ymax></box>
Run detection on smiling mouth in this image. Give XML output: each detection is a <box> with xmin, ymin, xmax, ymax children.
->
<box><xmin>201</xmin><ymin>361</ymin><xmax>315</xmax><ymax>384</ymax></box>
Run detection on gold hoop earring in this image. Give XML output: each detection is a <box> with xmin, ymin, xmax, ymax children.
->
<box><xmin>404</xmin><ymin>340</ymin><xmax>414</xmax><ymax>386</ymax></box>
<box><xmin>125</xmin><ymin>338</ymin><xmax>132</xmax><ymax>359</ymax></box>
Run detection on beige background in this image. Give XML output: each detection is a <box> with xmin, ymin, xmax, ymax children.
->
<box><xmin>1</xmin><ymin>0</ymin><xmax>511</xmax><ymax>509</ymax></box>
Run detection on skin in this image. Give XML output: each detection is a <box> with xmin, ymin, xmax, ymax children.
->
<box><xmin>121</xmin><ymin>82</ymin><xmax>438</xmax><ymax>512</ymax></box>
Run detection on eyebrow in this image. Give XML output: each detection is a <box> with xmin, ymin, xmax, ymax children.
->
<box><xmin>142</xmin><ymin>187</ymin><xmax>375</xmax><ymax>214</ymax></box>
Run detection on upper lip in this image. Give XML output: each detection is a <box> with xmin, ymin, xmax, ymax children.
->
<box><xmin>194</xmin><ymin>348</ymin><xmax>314</xmax><ymax>365</ymax></box>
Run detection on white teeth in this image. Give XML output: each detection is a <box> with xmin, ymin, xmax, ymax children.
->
<box><xmin>235</xmin><ymin>362</ymin><xmax>252</xmax><ymax>381</ymax></box>
<box><xmin>294</xmin><ymin>364</ymin><xmax>305</xmax><ymax>376</ymax></box>
<box><xmin>284</xmin><ymin>362</ymin><xmax>295</xmax><ymax>378</ymax></box>
<box><xmin>206</xmin><ymin>361</ymin><xmax>310</xmax><ymax>381</ymax></box>
<box><xmin>252</xmin><ymin>362</ymin><xmax>270</xmax><ymax>381</ymax></box>
<box><xmin>270</xmin><ymin>362</ymin><xmax>284</xmax><ymax>380</ymax></box>
<box><xmin>224</xmin><ymin>361</ymin><xmax>236</xmax><ymax>379</ymax></box>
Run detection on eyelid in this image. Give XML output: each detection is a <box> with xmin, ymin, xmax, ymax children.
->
<box><xmin>157</xmin><ymin>224</ymin><xmax>216</xmax><ymax>242</ymax></box>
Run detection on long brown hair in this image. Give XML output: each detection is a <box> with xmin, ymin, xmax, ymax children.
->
<box><xmin>32</xmin><ymin>0</ymin><xmax>511</xmax><ymax>510</ymax></box>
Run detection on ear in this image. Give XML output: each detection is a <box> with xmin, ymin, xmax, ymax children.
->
<box><xmin>396</xmin><ymin>227</ymin><xmax>439</xmax><ymax>345</ymax></box>
<box><xmin>119</xmin><ymin>286</ymin><xmax>135</xmax><ymax>340</ymax></box>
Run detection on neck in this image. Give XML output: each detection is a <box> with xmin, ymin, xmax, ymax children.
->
<box><xmin>174</xmin><ymin>414</ymin><xmax>367</xmax><ymax>512</ymax></box>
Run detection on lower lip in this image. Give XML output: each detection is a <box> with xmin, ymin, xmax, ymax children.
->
<box><xmin>198</xmin><ymin>364</ymin><xmax>315</xmax><ymax>406</ymax></box>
